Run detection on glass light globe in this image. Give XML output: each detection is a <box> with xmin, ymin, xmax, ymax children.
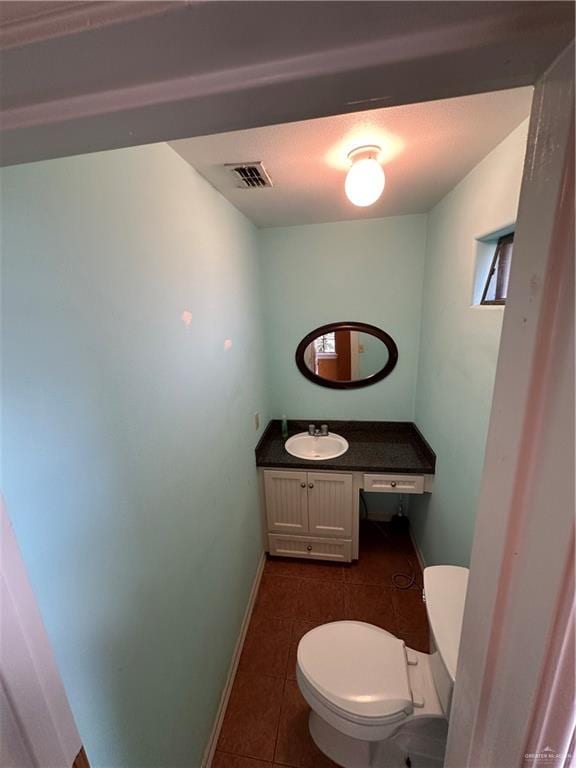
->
<box><xmin>345</xmin><ymin>157</ymin><xmax>385</xmax><ymax>207</ymax></box>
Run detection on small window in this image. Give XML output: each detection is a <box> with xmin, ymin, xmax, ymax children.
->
<box><xmin>314</xmin><ymin>333</ymin><xmax>336</xmax><ymax>354</ymax></box>
<box><xmin>480</xmin><ymin>233</ymin><xmax>514</xmax><ymax>305</ymax></box>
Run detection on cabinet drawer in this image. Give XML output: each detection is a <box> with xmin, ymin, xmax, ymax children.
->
<box><xmin>363</xmin><ymin>473</ymin><xmax>424</xmax><ymax>494</ymax></box>
<box><xmin>268</xmin><ymin>534</ymin><xmax>352</xmax><ymax>562</ymax></box>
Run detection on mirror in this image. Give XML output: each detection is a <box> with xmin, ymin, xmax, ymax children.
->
<box><xmin>295</xmin><ymin>322</ymin><xmax>398</xmax><ymax>389</ymax></box>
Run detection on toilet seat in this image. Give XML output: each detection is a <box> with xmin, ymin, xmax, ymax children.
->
<box><xmin>297</xmin><ymin>621</ymin><xmax>414</xmax><ymax>724</ymax></box>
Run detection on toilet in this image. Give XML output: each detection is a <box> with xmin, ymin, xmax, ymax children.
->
<box><xmin>296</xmin><ymin>566</ymin><xmax>469</xmax><ymax>768</ymax></box>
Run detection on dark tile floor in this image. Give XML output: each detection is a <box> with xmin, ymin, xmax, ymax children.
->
<box><xmin>215</xmin><ymin>520</ymin><xmax>429</xmax><ymax>767</ymax></box>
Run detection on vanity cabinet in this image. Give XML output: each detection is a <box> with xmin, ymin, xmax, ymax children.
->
<box><xmin>263</xmin><ymin>469</ymin><xmax>354</xmax><ymax>561</ymax></box>
<box><xmin>257</xmin><ymin>419</ymin><xmax>436</xmax><ymax>563</ymax></box>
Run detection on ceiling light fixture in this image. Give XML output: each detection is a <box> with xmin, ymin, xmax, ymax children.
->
<box><xmin>345</xmin><ymin>145</ymin><xmax>385</xmax><ymax>207</ymax></box>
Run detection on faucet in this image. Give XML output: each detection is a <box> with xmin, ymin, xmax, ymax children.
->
<box><xmin>308</xmin><ymin>423</ymin><xmax>329</xmax><ymax>437</ymax></box>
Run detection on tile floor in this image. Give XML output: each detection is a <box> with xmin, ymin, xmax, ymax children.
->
<box><xmin>214</xmin><ymin>519</ymin><xmax>429</xmax><ymax>767</ymax></box>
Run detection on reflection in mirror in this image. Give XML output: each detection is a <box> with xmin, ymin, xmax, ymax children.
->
<box><xmin>296</xmin><ymin>322</ymin><xmax>398</xmax><ymax>390</ymax></box>
<box><xmin>305</xmin><ymin>331</ymin><xmax>390</xmax><ymax>380</ymax></box>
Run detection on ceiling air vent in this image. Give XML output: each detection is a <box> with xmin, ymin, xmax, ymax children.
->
<box><xmin>225</xmin><ymin>162</ymin><xmax>273</xmax><ymax>189</ymax></box>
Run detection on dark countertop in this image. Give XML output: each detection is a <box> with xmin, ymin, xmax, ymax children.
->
<box><xmin>255</xmin><ymin>420</ymin><xmax>436</xmax><ymax>474</ymax></box>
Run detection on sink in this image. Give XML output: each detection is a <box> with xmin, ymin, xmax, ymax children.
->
<box><xmin>284</xmin><ymin>432</ymin><xmax>349</xmax><ymax>461</ymax></box>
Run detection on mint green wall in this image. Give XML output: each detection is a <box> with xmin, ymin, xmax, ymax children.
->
<box><xmin>1</xmin><ymin>144</ymin><xmax>267</xmax><ymax>767</ymax></box>
<box><xmin>260</xmin><ymin>216</ymin><xmax>428</xmax><ymax>420</ymax></box>
<box><xmin>410</xmin><ymin>121</ymin><xmax>529</xmax><ymax>566</ymax></box>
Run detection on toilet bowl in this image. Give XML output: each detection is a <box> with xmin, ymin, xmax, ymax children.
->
<box><xmin>296</xmin><ymin>566</ymin><xmax>469</xmax><ymax>768</ymax></box>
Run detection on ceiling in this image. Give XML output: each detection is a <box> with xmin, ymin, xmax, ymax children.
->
<box><xmin>170</xmin><ymin>87</ymin><xmax>533</xmax><ymax>228</ymax></box>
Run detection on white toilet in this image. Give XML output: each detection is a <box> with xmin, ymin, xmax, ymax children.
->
<box><xmin>296</xmin><ymin>566</ymin><xmax>469</xmax><ymax>768</ymax></box>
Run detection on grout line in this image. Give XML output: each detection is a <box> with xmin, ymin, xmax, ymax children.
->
<box><xmin>214</xmin><ymin>750</ymin><xmax>273</xmax><ymax>765</ymax></box>
<box><xmin>272</xmin><ymin>676</ymin><xmax>289</xmax><ymax>765</ymax></box>
<box><xmin>218</xmin><ymin>673</ymin><xmax>290</xmax><ymax>765</ymax></box>
<box><xmin>284</xmin><ymin>619</ymin><xmax>294</xmax><ymax>680</ymax></box>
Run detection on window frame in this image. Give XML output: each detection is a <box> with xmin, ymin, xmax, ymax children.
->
<box><xmin>314</xmin><ymin>332</ymin><xmax>336</xmax><ymax>355</ymax></box>
<box><xmin>480</xmin><ymin>232</ymin><xmax>514</xmax><ymax>305</ymax></box>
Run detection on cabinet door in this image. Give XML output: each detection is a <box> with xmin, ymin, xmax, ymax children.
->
<box><xmin>307</xmin><ymin>472</ymin><xmax>353</xmax><ymax>538</ymax></box>
<box><xmin>264</xmin><ymin>470</ymin><xmax>309</xmax><ymax>534</ymax></box>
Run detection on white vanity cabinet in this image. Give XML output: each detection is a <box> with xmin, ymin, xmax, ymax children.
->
<box><xmin>259</xmin><ymin>465</ymin><xmax>432</xmax><ymax>563</ymax></box>
<box><xmin>263</xmin><ymin>469</ymin><xmax>354</xmax><ymax>562</ymax></box>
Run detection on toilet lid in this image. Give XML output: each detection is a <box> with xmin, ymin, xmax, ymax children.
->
<box><xmin>297</xmin><ymin>621</ymin><xmax>413</xmax><ymax>720</ymax></box>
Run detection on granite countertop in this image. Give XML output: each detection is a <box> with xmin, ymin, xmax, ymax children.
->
<box><xmin>255</xmin><ymin>420</ymin><xmax>436</xmax><ymax>474</ymax></box>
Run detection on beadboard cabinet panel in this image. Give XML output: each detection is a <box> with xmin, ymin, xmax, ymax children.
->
<box><xmin>264</xmin><ymin>470</ymin><xmax>309</xmax><ymax>534</ymax></box>
<box><xmin>307</xmin><ymin>472</ymin><xmax>353</xmax><ymax>538</ymax></box>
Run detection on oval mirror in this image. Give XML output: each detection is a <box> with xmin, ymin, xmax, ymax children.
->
<box><xmin>295</xmin><ymin>322</ymin><xmax>398</xmax><ymax>389</ymax></box>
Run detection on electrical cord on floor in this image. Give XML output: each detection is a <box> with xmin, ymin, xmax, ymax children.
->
<box><xmin>359</xmin><ymin>490</ymin><xmax>423</xmax><ymax>591</ymax></box>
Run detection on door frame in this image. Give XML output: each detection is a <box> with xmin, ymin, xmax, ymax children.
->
<box><xmin>2</xmin><ymin>9</ymin><xmax>573</xmax><ymax>763</ymax></box>
<box><xmin>445</xmin><ymin>42</ymin><xmax>575</xmax><ymax>767</ymax></box>
<box><xmin>1</xmin><ymin>498</ymin><xmax>82</xmax><ymax>768</ymax></box>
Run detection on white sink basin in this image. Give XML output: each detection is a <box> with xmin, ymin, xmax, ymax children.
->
<box><xmin>285</xmin><ymin>432</ymin><xmax>349</xmax><ymax>461</ymax></box>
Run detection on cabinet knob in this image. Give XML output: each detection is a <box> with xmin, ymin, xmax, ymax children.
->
<box><xmin>390</xmin><ymin>481</ymin><xmax>397</xmax><ymax>488</ymax></box>
<box><xmin>306</xmin><ymin>545</ymin><xmax>313</xmax><ymax>552</ymax></box>
<box><xmin>308</xmin><ymin>483</ymin><xmax>314</xmax><ymax>489</ymax></box>
<box><xmin>300</xmin><ymin>482</ymin><xmax>306</xmax><ymax>488</ymax></box>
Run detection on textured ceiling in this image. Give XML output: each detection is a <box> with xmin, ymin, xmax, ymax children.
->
<box><xmin>170</xmin><ymin>87</ymin><xmax>532</xmax><ymax>228</ymax></box>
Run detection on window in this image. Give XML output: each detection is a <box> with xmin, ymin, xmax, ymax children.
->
<box><xmin>480</xmin><ymin>232</ymin><xmax>514</xmax><ymax>305</ymax></box>
<box><xmin>314</xmin><ymin>332</ymin><xmax>336</xmax><ymax>354</ymax></box>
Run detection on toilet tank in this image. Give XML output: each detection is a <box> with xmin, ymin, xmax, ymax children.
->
<box><xmin>423</xmin><ymin>565</ymin><xmax>469</xmax><ymax>716</ymax></box>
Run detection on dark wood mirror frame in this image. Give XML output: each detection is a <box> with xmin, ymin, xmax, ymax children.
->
<box><xmin>295</xmin><ymin>321</ymin><xmax>399</xmax><ymax>390</ymax></box>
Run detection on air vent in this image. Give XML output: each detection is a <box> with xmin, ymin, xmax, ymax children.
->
<box><xmin>225</xmin><ymin>162</ymin><xmax>273</xmax><ymax>189</ymax></box>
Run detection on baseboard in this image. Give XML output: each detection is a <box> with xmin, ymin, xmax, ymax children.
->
<box><xmin>201</xmin><ymin>551</ymin><xmax>266</xmax><ymax>768</ymax></box>
<box><xmin>409</xmin><ymin>526</ymin><xmax>427</xmax><ymax>571</ymax></box>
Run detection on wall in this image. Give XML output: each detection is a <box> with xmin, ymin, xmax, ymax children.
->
<box><xmin>259</xmin><ymin>216</ymin><xmax>428</xmax><ymax>420</ymax></box>
<box><xmin>1</xmin><ymin>143</ymin><xmax>267</xmax><ymax>767</ymax></box>
<box><xmin>410</xmin><ymin>121</ymin><xmax>529</xmax><ymax>566</ymax></box>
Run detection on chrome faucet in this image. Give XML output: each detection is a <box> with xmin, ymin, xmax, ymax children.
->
<box><xmin>308</xmin><ymin>423</ymin><xmax>329</xmax><ymax>436</ymax></box>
